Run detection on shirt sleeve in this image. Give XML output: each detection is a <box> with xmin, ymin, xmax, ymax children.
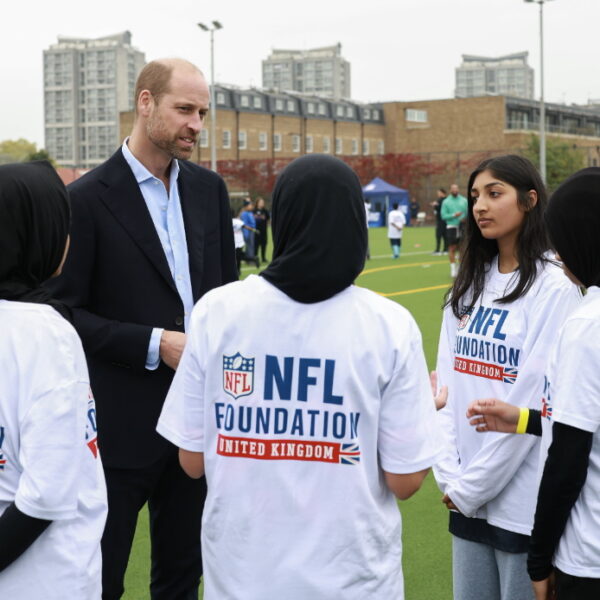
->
<box><xmin>432</xmin><ymin>306</ymin><xmax>462</xmax><ymax>493</ymax></box>
<box><xmin>157</xmin><ymin>302</ymin><xmax>208</xmax><ymax>452</ymax></box>
<box><xmin>15</xmin><ymin>333</ymin><xmax>88</xmax><ymax>521</ymax></box>
<box><xmin>528</xmin><ymin>421</ymin><xmax>593</xmax><ymax>581</ymax></box>
<box><xmin>378</xmin><ymin>316</ymin><xmax>443</xmax><ymax>474</ymax></box>
<box><xmin>551</xmin><ymin>317</ymin><xmax>600</xmax><ymax>432</ymax></box>
<box><xmin>440</xmin><ymin>198</ymin><xmax>452</xmax><ymax>222</ymax></box>
<box><xmin>446</xmin><ymin>279</ymin><xmax>581</xmax><ymax>516</ymax></box>
<box><xmin>145</xmin><ymin>327</ymin><xmax>163</xmax><ymax>371</ymax></box>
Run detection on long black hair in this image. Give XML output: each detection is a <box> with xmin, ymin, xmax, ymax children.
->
<box><xmin>448</xmin><ymin>154</ymin><xmax>550</xmax><ymax>318</ymax></box>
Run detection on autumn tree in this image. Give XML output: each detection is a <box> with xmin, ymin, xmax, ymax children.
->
<box><xmin>524</xmin><ymin>135</ymin><xmax>585</xmax><ymax>191</ymax></box>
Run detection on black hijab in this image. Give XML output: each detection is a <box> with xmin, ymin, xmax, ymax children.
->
<box><xmin>545</xmin><ymin>167</ymin><xmax>600</xmax><ymax>288</ymax></box>
<box><xmin>261</xmin><ymin>154</ymin><xmax>367</xmax><ymax>303</ymax></box>
<box><xmin>0</xmin><ymin>161</ymin><xmax>71</xmax><ymax>319</ymax></box>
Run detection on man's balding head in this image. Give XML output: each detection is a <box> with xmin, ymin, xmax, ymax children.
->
<box><xmin>134</xmin><ymin>58</ymin><xmax>204</xmax><ymax>114</ymax></box>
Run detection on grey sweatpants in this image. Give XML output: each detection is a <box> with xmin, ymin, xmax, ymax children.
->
<box><xmin>452</xmin><ymin>536</ymin><xmax>535</xmax><ymax>600</ymax></box>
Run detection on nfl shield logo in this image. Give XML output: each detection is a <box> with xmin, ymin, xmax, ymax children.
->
<box><xmin>458</xmin><ymin>308</ymin><xmax>472</xmax><ymax>331</ymax></box>
<box><xmin>223</xmin><ymin>353</ymin><xmax>255</xmax><ymax>399</ymax></box>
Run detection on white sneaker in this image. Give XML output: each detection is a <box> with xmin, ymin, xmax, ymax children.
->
<box><xmin>450</xmin><ymin>263</ymin><xmax>457</xmax><ymax>278</ymax></box>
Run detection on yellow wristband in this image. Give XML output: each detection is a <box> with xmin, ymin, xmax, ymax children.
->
<box><xmin>516</xmin><ymin>407</ymin><xmax>530</xmax><ymax>434</ymax></box>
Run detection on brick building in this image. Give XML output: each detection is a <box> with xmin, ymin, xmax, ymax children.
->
<box><xmin>117</xmin><ymin>88</ymin><xmax>600</xmax><ymax>198</ymax></box>
<box><xmin>120</xmin><ymin>84</ymin><xmax>386</xmax><ymax>164</ymax></box>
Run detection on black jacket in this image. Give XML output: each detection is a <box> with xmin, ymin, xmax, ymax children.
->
<box><xmin>48</xmin><ymin>149</ymin><xmax>237</xmax><ymax>468</ymax></box>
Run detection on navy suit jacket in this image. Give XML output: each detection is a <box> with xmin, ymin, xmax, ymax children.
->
<box><xmin>49</xmin><ymin>149</ymin><xmax>237</xmax><ymax>468</ymax></box>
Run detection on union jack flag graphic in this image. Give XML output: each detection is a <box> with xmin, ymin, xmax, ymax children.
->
<box><xmin>0</xmin><ymin>427</ymin><xmax>4</xmax><ymax>470</ymax></box>
<box><xmin>339</xmin><ymin>443</ymin><xmax>361</xmax><ymax>465</ymax></box>
<box><xmin>541</xmin><ymin>398</ymin><xmax>553</xmax><ymax>419</ymax></box>
<box><xmin>502</xmin><ymin>367</ymin><xmax>519</xmax><ymax>384</ymax></box>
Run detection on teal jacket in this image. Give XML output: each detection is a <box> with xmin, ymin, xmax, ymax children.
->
<box><xmin>441</xmin><ymin>194</ymin><xmax>468</xmax><ymax>227</ymax></box>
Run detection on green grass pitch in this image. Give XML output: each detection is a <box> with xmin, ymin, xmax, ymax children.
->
<box><xmin>123</xmin><ymin>226</ymin><xmax>453</xmax><ymax>599</ymax></box>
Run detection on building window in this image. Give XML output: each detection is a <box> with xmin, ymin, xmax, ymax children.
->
<box><xmin>307</xmin><ymin>102</ymin><xmax>315</xmax><ymax>114</ymax></box>
<box><xmin>253</xmin><ymin>96</ymin><xmax>262</xmax><ymax>109</ymax></box>
<box><xmin>346</xmin><ymin>106</ymin><xmax>354</xmax><ymax>118</ymax></box>
<box><xmin>335</xmin><ymin>137</ymin><xmax>343</xmax><ymax>154</ymax></box>
<box><xmin>318</xmin><ymin>103</ymin><xmax>327</xmax><ymax>116</ymax></box>
<box><xmin>200</xmin><ymin>129</ymin><xmax>209</xmax><ymax>148</ymax></box>
<box><xmin>273</xmin><ymin>132</ymin><xmax>282</xmax><ymax>152</ymax></box>
<box><xmin>259</xmin><ymin>131</ymin><xmax>267</xmax><ymax>151</ymax></box>
<box><xmin>323</xmin><ymin>136</ymin><xmax>331</xmax><ymax>153</ymax></box>
<box><xmin>372</xmin><ymin>109</ymin><xmax>380</xmax><ymax>120</ymax></box>
<box><xmin>406</xmin><ymin>108</ymin><xmax>428</xmax><ymax>123</ymax></box>
<box><xmin>292</xmin><ymin>134</ymin><xmax>300</xmax><ymax>153</ymax></box>
<box><xmin>240</xmin><ymin>95</ymin><xmax>249</xmax><ymax>108</ymax></box>
<box><xmin>351</xmin><ymin>139</ymin><xmax>359</xmax><ymax>155</ymax></box>
<box><xmin>222</xmin><ymin>129</ymin><xmax>231</xmax><ymax>149</ymax></box>
<box><xmin>275</xmin><ymin>99</ymin><xmax>284</xmax><ymax>111</ymax></box>
<box><xmin>363</xmin><ymin>108</ymin><xmax>371</xmax><ymax>120</ymax></box>
<box><xmin>336</xmin><ymin>105</ymin><xmax>344</xmax><ymax>118</ymax></box>
<box><xmin>377</xmin><ymin>140</ymin><xmax>385</xmax><ymax>155</ymax></box>
<box><xmin>287</xmin><ymin>100</ymin><xmax>295</xmax><ymax>112</ymax></box>
<box><xmin>216</xmin><ymin>92</ymin><xmax>226</xmax><ymax>105</ymax></box>
<box><xmin>362</xmin><ymin>139</ymin><xmax>370</xmax><ymax>155</ymax></box>
<box><xmin>305</xmin><ymin>135</ymin><xmax>313</xmax><ymax>153</ymax></box>
<box><xmin>238</xmin><ymin>130</ymin><xmax>247</xmax><ymax>150</ymax></box>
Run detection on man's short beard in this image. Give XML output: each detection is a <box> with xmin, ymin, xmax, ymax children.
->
<box><xmin>146</xmin><ymin>113</ymin><xmax>192</xmax><ymax>160</ymax></box>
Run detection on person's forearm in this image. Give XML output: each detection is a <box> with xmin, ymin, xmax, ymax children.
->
<box><xmin>528</xmin><ymin>422</ymin><xmax>593</xmax><ymax>581</ymax></box>
<box><xmin>71</xmin><ymin>308</ymin><xmax>154</xmax><ymax>370</ymax></box>
<box><xmin>525</xmin><ymin>409</ymin><xmax>542</xmax><ymax>436</ymax></box>
<box><xmin>0</xmin><ymin>503</ymin><xmax>51</xmax><ymax>572</ymax></box>
<box><xmin>446</xmin><ymin>431</ymin><xmax>537</xmax><ymax>516</ymax></box>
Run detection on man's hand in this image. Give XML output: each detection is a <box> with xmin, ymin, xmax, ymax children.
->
<box><xmin>453</xmin><ymin>211</ymin><xmax>463</xmax><ymax>218</ymax></box>
<box><xmin>466</xmin><ymin>398</ymin><xmax>520</xmax><ymax>433</ymax></box>
<box><xmin>160</xmin><ymin>330</ymin><xmax>187</xmax><ymax>370</ymax></box>
<box><xmin>430</xmin><ymin>371</ymin><xmax>448</xmax><ymax>410</ymax></box>
<box><xmin>532</xmin><ymin>573</ymin><xmax>556</xmax><ymax>600</ymax></box>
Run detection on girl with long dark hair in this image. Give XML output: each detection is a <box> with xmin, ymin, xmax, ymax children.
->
<box><xmin>467</xmin><ymin>167</ymin><xmax>600</xmax><ymax>600</ymax></box>
<box><xmin>433</xmin><ymin>155</ymin><xmax>581</xmax><ymax>600</ymax></box>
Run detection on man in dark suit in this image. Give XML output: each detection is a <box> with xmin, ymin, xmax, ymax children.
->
<box><xmin>48</xmin><ymin>58</ymin><xmax>237</xmax><ymax>599</ymax></box>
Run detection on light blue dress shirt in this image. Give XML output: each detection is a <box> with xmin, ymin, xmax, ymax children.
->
<box><xmin>121</xmin><ymin>140</ymin><xmax>194</xmax><ymax>370</ymax></box>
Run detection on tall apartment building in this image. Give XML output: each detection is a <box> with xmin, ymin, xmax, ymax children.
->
<box><xmin>43</xmin><ymin>31</ymin><xmax>145</xmax><ymax>168</ymax></box>
<box><xmin>262</xmin><ymin>43</ymin><xmax>351</xmax><ymax>99</ymax></box>
<box><xmin>455</xmin><ymin>52</ymin><xmax>534</xmax><ymax>100</ymax></box>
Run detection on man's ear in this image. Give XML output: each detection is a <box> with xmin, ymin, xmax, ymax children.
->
<box><xmin>137</xmin><ymin>90</ymin><xmax>154</xmax><ymax>118</ymax></box>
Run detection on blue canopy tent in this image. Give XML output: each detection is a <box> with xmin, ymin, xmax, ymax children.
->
<box><xmin>362</xmin><ymin>177</ymin><xmax>410</xmax><ymax>227</ymax></box>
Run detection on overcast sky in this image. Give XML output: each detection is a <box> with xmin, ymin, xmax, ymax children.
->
<box><xmin>2</xmin><ymin>0</ymin><xmax>596</xmax><ymax>147</ymax></box>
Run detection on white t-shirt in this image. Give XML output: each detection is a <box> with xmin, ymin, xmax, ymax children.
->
<box><xmin>0</xmin><ymin>301</ymin><xmax>107</xmax><ymax>600</ymax></box>
<box><xmin>434</xmin><ymin>258</ymin><xmax>581</xmax><ymax>535</ymax></box>
<box><xmin>158</xmin><ymin>275</ymin><xmax>442</xmax><ymax>600</ymax></box>
<box><xmin>232</xmin><ymin>217</ymin><xmax>245</xmax><ymax>249</ymax></box>
<box><xmin>387</xmin><ymin>209</ymin><xmax>406</xmax><ymax>239</ymax></box>
<box><xmin>538</xmin><ymin>286</ymin><xmax>600</xmax><ymax>577</ymax></box>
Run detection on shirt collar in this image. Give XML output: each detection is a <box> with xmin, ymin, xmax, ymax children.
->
<box><xmin>121</xmin><ymin>137</ymin><xmax>180</xmax><ymax>185</ymax></box>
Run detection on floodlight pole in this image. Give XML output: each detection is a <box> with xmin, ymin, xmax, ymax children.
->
<box><xmin>198</xmin><ymin>21</ymin><xmax>223</xmax><ymax>172</ymax></box>
<box><xmin>525</xmin><ymin>0</ymin><xmax>555</xmax><ymax>183</ymax></box>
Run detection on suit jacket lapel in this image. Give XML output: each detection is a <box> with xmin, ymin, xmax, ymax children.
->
<box><xmin>98</xmin><ymin>150</ymin><xmax>178</xmax><ymax>295</ymax></box>
<box><xmin>178</xmin><ymin>162</ymin><xmax>206</xmax><ymax>301</ymax></box>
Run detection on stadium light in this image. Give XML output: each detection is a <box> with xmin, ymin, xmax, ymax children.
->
<box><xmin>524</xmin><ymin>0</ymin><xmax>556</xmax><ymax>183</ymax></box>
<box><xmin>197</xmin><ymin>21</ymin><xmax>224</xmax><ymax>172</ymax></box>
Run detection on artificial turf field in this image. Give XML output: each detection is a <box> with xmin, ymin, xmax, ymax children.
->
<box><xmin>123</xmin><ymin>225</ymin><xmax>454</xmax><ymax>600</ymax></box>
